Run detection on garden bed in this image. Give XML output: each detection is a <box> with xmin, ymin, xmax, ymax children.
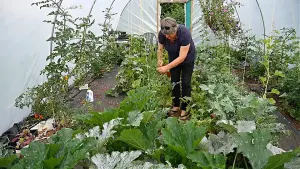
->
<box><xmin>232</xmin><ymin>68</ymin><xmax>300</xmax><ymax>150</ymax></box>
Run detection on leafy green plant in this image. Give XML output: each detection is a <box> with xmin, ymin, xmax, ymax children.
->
<box><xmin>199</xmin><ymin>0</ymin><xmax>242</xmax><ymax>39</ymax></box>
<box><xmin>162</xmin><ymin>118</ymin><xmax>206</xmax><ymax>165</ymax></box>
<box><xmin>259</xmin><ymin>36</ymin><xmax>286</xmax><ymax>104</ymax></box>
<box><xmin>15</xmin><ymin>0</ymin><xmax>122</xmax><ymax>122</ymax></box>
<box><xmin>161</xmin><ymin>3</ymin><xmax>185</xmax><ymax>24</ymax></box>
<box><xmin>8</xmin><ymin>128</ymin><xmax>96</xmax><ymax>169</ymax></box>
<box><xmin>187</xmin><ymin>151</ymin><xmax>227</xmax><ymax>169</ymax></box>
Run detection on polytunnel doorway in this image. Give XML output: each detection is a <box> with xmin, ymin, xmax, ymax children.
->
<box><xmin>116</xmin><ymin>0</ymin><xmax>195</xmax><ymax>45</ymax></box>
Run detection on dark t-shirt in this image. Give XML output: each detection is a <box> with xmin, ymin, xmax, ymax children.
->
<box><xmin>158</xmin><ymin>25</ymin><xmax>196</xmax><ymax>64</ymax></box>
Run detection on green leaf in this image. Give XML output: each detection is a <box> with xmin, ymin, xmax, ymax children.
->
<box><xmin>259</xmin><ymin>77</ymin><xmax>267</xmax><ymax>84</ymax></box>
<box><xmin>237</xmin><ymin>121</ymin><xmax>256</xmax><ymax>133</ymax></box>
<box><xmin>274</xmin><ymin>70</ymin><xmax>285</xmax><ymax>77</ymax></box>
<box><xmin>19</xmin><ymin>141</ymin><xmax>49</xmax><ymax>168</ymax></box>
<box><xmin>49</xmin><ymin>128</ymin><xmax>74</xmax><ymax>144</ymax></box>
<box><xmin>118</xmin><ymin>129</ymin><xmax>149</xmax><ymax>150</ymax></box>
<box><xmin>187</xmin><ymin>151</ymin><xmax>226</xmax><ymax>169</ymax></box>
<box><xmin>11</xmin><ymin>164</ymin><xmax>24</xmax><ymax>169</ymax></box>
<box><xmin>46</xmin><ymin>144</ymin><xmax>61</xmax><ymax>159</ymax></box>
<box><xmin>76</xmin><ymin>118</ymin><xmax>122</xmax><ymax>148</ymax></box>
<box><xmin>267</xmin><ymin>98</ymin><xmax>276</xmax><ymax>105</ymax></box>
<box><xmin>83</xmin><ymin>109</ymin><xmax>120</xmax><ymax>128</ymax></box>
<box><xmin>216</xmin><ymin>121</ymin><xmax>237</xmax><ymax>133</ymax></box>
<box><xmin>285</xmin><ymin>156</ymin><xmax>300</xmax><ymax>169</ymax></box>
<box><xmin>127</xmin><ymin>111</ymin><xmax>143</xmax><ymax>126</ymax></box>
<box><xmin>132</xmin><ymin>79</ymin><xmax>141</xmax><ymax>88</ymax></box>
<box><xmin>141</xmin><ymin>110</ymin><xmax>155</xmax><ymax>124</ymax></box>
<box><xmin>0</xmin><ymin>155</ymin><xmax>18</xmax><ymax>168</ymax></box>
<box><xmin>263</xmin><ymin>148</ymin><xmax>300</xmax><ymax>169</ymax></box>
<box><xmin>261</xmin><ymin>59</ymin><xmax>269</xmax><ymax>68</ymax></box>
<box><xmin>233</xmin><ymin>129</ymin><xmax>273</xmax><ymax>169</ymax></box>
<box><xmin>57</xmin><ymin>137</ymin><xmax>96</xmax><ymax>168</ymax></box>
<box><xmin>279</xmin><ymin>92</ymin><xmax>288</xmax><ymax>98</ymax></box>
<box><xmin>206</xmin><ymin>131</ymin><xmax>236</xmax><ymax>155</ymax></box>
<box><xmin>271</xmin><ymin>89</ymin><xmax>280</xmax><ymax>95</ymax></box>
<box><xmin>162</xmin><ymin>118</ymin><xmax>206</xmax><ymax>157</ymax></box>
<box><xmin>140</xmin><ymin>120</ymin><xmax>163</xmax><ymax>150</ymax></box>
<box><xmin>43</xmin><ymin>157</ymin><xmax>64</xmax><ymax>169</ymax></box>
<box><xmin>91</xmin><ymin>151</ymin><xmax>142</xmax><ymax>169</ymax></box>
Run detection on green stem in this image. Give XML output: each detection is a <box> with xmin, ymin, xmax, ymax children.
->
<box><xmin>263</xmin><ymin>58</ymin><xmax>270</xmax><ymax>98</ymax></box>
<box><xmin>49</xmin><ymin>0</ymin><xmax>64</xmax><ymax>56</ymax></box>
<box><xmin>228</xmin><ymin>36</ymin><xmax>231</xmax><ymax>72</ymax></box>
<box><xmin>242</xmin><ymin>39</ymin><xmax>248</xmax><ymax>85</ymax></box>
<box><xmin>232</xmin><ymin>150</ymin><xmax>238</xmax><ymax>169</ymax></box>
<box><xmin>244</xmin><ymin>156</ymin><xmax>249</xmax><ymax>169</ymax></box>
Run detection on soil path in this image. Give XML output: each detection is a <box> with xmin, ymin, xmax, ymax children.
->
<box><xmin>69</xmin><ymin>66</ymin><xmax>125</xmax><ymax>112</ymax></box>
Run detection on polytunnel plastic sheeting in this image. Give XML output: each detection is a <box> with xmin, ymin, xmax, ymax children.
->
<box><xmin>116</xmin><ymin>0</ymin><xmax>217</xmax><ymax>46</ymax></box>
<box><xmin>116</xmin><ymin>0</ymin><xmax>158</xmax><ymax>36</ymax></box>
<box><xmin>0</xmin><ymin>0</ymin><xmax>130</xmax><ymax>136</ymax></box>
<box><xmin>191</xmin><ymin>0</ymin><xmax>220</xmax><ymax>46</ymax></box>
<box><xmin>236</xmin><ymin>0</ymin><xmax>300</xmax><ymax>37</ymax></box>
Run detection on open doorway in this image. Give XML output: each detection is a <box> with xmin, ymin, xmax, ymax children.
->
<box><xmin>160</xmin><ymin>3</ymin><xmax>185</xmax><ymax>25</ymax></box>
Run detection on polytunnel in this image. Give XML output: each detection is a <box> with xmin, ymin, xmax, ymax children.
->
<box><xmin>1</xmin><ymin>0</ymin><xmax>300</xmax><ymax>137</ymax></box>
<box><xmin>0</xmin><ymin>0</ymin><xmax>300</xmax><ymax>155</ymax></box>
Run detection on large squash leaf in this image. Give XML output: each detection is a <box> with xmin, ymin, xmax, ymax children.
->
<box><xmin>76</xmin><ymin>118</ymin><xmax>122</xmax><ymax>148</ymax></box>
<box><xmin>187</xmin><ymin>151</ymin><xmax>226</xmax><ymax>169</ymax></box>
<box><xmin>233</xmin><ymin>129</ymin><xmax>273</xmax><ymax>169</ymax></box>
<box><xmin>127</xmin><ymin>111</ymin><xmax>143</xmax><ymax>126</ymax></box>
<box><xmin>0</xmin><ymin>155</ymin><xmax>18</xmax><ymax>168</ymax></box>
<box><xmin>18</xmin><ymin>141</ymin><xmax>49</xmax><ymax>168</ymax></box>
<box><xmin>91</xmin><ymin>151</ymin><xmax>142</xmax><ymax>169</ymax></box>
<box><xmin>14</xmin><ymin>128</ymin><xmax>97</xmax><ymax>169</ymax></box>
<box><xmin>139</xmin><ymin>120</ymin><xmax>163</xmax><ymax>150</ymax></box>
<box><xmin>206</xmin><ymin>131</ymin><xmax>236</xmax><ymax>155</ymax></box>
<box><xmin>118</xmin><ymin>129</ymin><xmax>151</xmax><ymax>151</ymax></box>
<box><xmin>263</xmin><ymin>147</ymin><xmax>300</xmax><ymax>169</ymax></box>
<box><xmin>130</xmin><ymin>161</ymin><xmax>186</xmax><ymax>169</ymax></box>
<box><xmin>162</xmin><ymin>117</ymin><xmax>206</xmax><ymax>157</ymax></box>
<box><xmin>118</xmin><ymin>119</ymin><xmax>163</xmax><ymax>152</ymax></box>
<box><xmin>285</xmin><ymin>156</ymin><xmax>300</xmax><ymax>169</ymax></box>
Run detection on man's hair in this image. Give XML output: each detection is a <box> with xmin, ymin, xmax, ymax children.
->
<box><xmin>161</xmin><ymin>17</ymin><xmax>178</xmax><ymax>35</ymax></box>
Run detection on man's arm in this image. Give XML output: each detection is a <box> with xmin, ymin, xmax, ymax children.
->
<box><xmin>165</xmin><ymin>44</ymin><xmax>190</xmax><ymax>70</ymax></box>
<box><xmin>157</xmin><ymin>42</ymin><xmax>164</xmax><ymax>67</ymax></box>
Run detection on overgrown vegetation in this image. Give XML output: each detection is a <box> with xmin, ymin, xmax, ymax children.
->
<box><xmin>1</xmin><ymin>0</ymin><xmax>300</xmax><ymax>168</ymax></box>
<box><xmin>14</xmin><ymin>0</ymin><xmax>125</xmax><ymax>125</ymax></box>
<box><xmin>161</xmin><ymin>3</ymin><xmax>185</xmax><ymax>25</ymax></box>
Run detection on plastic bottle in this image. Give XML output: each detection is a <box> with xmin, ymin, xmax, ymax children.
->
<box><xmin>86</xmin><ymin>88</ymin><xmax>94</xmax><ymax>103</ymax></box>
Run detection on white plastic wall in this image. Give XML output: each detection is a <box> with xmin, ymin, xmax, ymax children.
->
<box><xmin>237</xmin><ymin>0</ymin><xmax>300</xmax><ymax>37</ymax></box>
<box><xmin>0</xmin><ymin>0</ymin><xmax>130</xmax><ymax>135</ymax></box>
<box><xmin>116</xmin><ymin>0</ymin><xmax>158</xmax><ymax>35</ymax></box>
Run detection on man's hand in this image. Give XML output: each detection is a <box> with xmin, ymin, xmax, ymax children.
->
<box><xmin>157</xmin><ymin>65</ymin><xmax>169</xmax><ymax>74</ymax></box>
<box><xmin>157</xmin><ymin>59</ymin><xmax>163</xmax><ymax>67</ymax></box>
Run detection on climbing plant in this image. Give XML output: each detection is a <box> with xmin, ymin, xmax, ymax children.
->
<box><xmin>199</xmin><ymin>0</ymin><xmax>242</xmax><ymax>39</ymax></box>
<box><xmin>15</xmin><ymin>0</ymin><xmax>121</xmax><ymax>123</ymax></box>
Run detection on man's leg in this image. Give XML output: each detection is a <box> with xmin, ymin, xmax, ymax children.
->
<box><xmin>180</xmin><ymin>61</ymin><xmax>194</xmax><ymax>113</ymax></box>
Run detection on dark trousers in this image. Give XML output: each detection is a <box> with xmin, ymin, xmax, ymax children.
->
<box><xmin>170</xmin><ymin>61</ymin><xmax>194</xmax><ymax>111</ymax></box>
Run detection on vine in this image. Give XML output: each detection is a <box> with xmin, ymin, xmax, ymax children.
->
<box><xmin>14</xmin><ymin>0</ymin><xmax>122</xmax><ymax>124</ymax></box>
